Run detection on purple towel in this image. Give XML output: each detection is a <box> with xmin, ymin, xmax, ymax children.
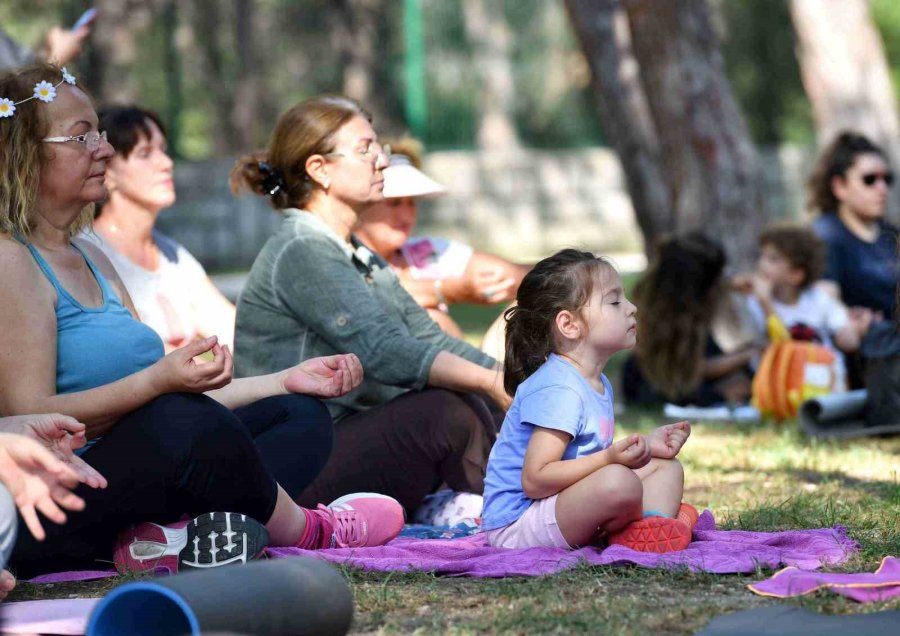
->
<box><xmin>267</xmin><ymin>510</ymin><xmax>858</xmax><ymax>577</ymax></box>
<box><xmin>25</xmin><ymin>511</ymin><xmax>857</xmax><ymax>583</ymax></box>
<box><xmin>748</xmin><ymin>556</ymin><xmax>900</xmax><ymax>603</ymax></box>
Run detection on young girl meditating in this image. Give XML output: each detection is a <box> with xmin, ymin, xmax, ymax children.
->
<box><xmin>482</xmin><ymin>249</ymin><xmax>698</xmax><ymax>552</ymax></box>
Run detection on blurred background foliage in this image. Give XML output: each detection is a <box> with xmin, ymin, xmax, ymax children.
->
<box><xmin>3</xmin><ymin>0</ymin><xmax>899</xmax><ymax>158</ymax></box>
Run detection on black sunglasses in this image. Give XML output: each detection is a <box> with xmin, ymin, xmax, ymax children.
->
<box><xmin>861</xmin><ymin>171</ymin><xmax>895</xmax><ymax>187</ymax></box>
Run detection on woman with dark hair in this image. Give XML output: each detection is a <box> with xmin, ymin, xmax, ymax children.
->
<box><xmin>85</xmin><ymin>106</ymin><xmax>236</xmax><ymax>350</ymax></box>
<box><xmin>230</xmin><ymin>95</ymin><xmax>509</xmax><ymax>516</ymax></box>
<box><xmin>808</xmin><ymin>131</ymin><xmax>899</xmax><ymax>318</ymax></box>
<box><xmin>623</xmin><ymin>233</ymin><xmax>759</xmax><ymax>407</ymax></box>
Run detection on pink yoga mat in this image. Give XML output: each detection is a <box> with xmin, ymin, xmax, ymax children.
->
<box><xmin>0</xmin><ymin>598</ymin><xmax>99</xmax><ymax>635</ymax></box>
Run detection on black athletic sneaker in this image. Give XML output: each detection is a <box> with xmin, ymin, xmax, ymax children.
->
<box><xmin>113</xmin><ymin>512</ymin><xmax>269</xmax><ymax>574</ymax></box>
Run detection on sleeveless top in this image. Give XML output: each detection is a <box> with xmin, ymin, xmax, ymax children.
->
<box><xmin>22</xmin><ymin>240</ymin><xmax>165</xmax><ymax>395</ymax></box>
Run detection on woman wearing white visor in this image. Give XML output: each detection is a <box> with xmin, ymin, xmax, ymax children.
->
<box><xmin>355</xmin><ymin>138</ymin><xmax>531</xmax><ymax>341</ymax></box>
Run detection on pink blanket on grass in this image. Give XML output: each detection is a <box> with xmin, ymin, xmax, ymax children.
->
<box><xmin>749</xmin><ymin>556</ymin><xmax>900</xmax><ymax>603</ymax></box>
<box><xmin>26</xmin><ymin>511</ymin><xmax>857</xmax><ymax>583</ymax></box>
<box><xmin>0</xmin><ymin>598</ymin><xmax>99</xmax><ymax>635</ymax></box>
<box><xmin>267</xmin><ymin>510</ymin><xmax>858</xmax><ymax>577</ymax></box>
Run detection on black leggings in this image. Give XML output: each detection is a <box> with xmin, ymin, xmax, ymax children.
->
<box><xmin>298</xmin><ymin>389</ymin><xmax>499</xmax><ymax>515</ymax></box>
<box><xmin>11</xmin><ymin>392</ymin><xmax>332</xmax><ymax>578</ymax></box>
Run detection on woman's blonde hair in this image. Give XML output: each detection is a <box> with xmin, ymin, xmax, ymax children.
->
<box><xmin>230</xmin><ymin>95</ymin><xmax>371</xmax><ymax>211</ymax></box>
<box><xmin>0</xmin><ymin>63</ymin><xmax>94</xmax><ymax>238</ymax></box>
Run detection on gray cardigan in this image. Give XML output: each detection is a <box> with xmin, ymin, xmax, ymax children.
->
<box><xmin>234</xmin><ymin>209</ymin><xmax>496</xmax><ymax>421</ymax></box>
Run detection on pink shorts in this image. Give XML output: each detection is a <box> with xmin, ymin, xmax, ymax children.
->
<box><xmin>485</xmin><ymin>495</ymin><xmax>573</xmax><ymax>549</ymax></box>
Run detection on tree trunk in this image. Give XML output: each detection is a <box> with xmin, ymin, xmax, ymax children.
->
<box><xmin>461</xmin><ymin>0</ymin><xmax>521</xmax><ymax>151</ymax></box>
<box><xmin>232</xmin><ymin>0</ymin><xmax>262</xmax><ymax>151</ymax></box>
<box><xmin>326</xmin><ymin>0</ymin><xmax>401</xmax><ymax>134</ymax></box>
<box><xmin>564</xmin><ymin>0</ymin><xmax>672</xmax><ymax>253</ymax></box>
<box><xmin>161</xmin><ymin>0</ymin><xmax>183</xmax><ymax>157</ymax></box>
<box><xmin>86</xmin><ymin>0</ymin><xmax>158</xmax><ymax>103</ymax></box>
<box><xmin>622</xmin><ymin>0</ymin><xmax>767</xmax><ymax>267</ymax></box>
<box><xmin>189</xmin><ymin>0</ymin><xmax>235</xmax><ymax>154</ymax></box>
<box><xmin>790</xmin><ymin>0</ymin><xmax>900</xmax><ymax>221</ymax></box>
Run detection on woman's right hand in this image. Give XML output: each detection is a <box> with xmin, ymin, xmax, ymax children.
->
<box><xmin>607</xmin><ymin>434</ymin><xmax>652</xmax><ymax>469</ymax></box>
<box><xmin>151</xmin><ymin>336</ymin><xmax>234</xmax><ymax>394</ymax></box>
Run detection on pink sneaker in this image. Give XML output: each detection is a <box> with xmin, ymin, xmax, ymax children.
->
<box><xmin>114</xmin><ymin>512</ymin><xmax>269</xmax><ymax>574</ymax></box>
<box><xmin>313</xmin><ymin>493</ymin><xmax>405</xmax><ymax>548</ymax></box>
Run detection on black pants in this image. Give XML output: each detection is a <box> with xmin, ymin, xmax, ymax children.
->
<box><xmin>11</xmin><ymin>393</ymin><xmax>332</xmax><ymax>578</ymax></box>
<box><xmin>297</xmin><ymin>389</ymin><xmax>500</xmax><ymax>515</ymax></box>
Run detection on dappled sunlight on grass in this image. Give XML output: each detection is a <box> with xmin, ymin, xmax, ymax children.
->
<box><xmin>615</xmin><ymin>408</ymin><xmax>900</xmax><ymax>568</ymax></box>
<box><xmin>9</xmin><ymin>392</ymin><xmax>899</xmax><ymax>634</ymax></box>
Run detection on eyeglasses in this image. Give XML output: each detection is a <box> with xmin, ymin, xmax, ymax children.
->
<box><xmin>325</xmin><ymin>141</ymin><xmax>391</xmax><ymax>165</ymax></box>
<box><xmin>42</xmin><ymin>130</ymin><xmax>108</xmax><ymax>152</ymax></box>
<box><xmin>861</xmin><ymin>171</ymin><xmax>894</xmax><ymax>187</ymax></box>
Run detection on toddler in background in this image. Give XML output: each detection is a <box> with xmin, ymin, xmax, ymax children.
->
<box><xmin>482</xmin><ymin>249</ymin><xmax>697</xmax><ymax>552</ymax></box>
<box><xmin>740</xmin><ymin>223</ymin><xmax>874</xmax><ymax>390</ymax></box>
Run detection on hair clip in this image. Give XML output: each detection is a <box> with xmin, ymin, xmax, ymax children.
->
<box><xmin>258</xmin><ymin>161</ymin><xmax>286</xmax><ymax>196</ymax></box>
<box><xmin>0</xmin><ymin>68</ymin><xmax>76</xmax><ymax>119</ymax></box>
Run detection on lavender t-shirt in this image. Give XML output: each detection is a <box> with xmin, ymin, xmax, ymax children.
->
<box><xmin>482</xmin><ymin>354</ymin><xmax>616</xmax><ymax>530</ymax></box>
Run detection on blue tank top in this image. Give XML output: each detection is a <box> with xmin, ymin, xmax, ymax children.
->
<box><xmin>24</xmin><ymin>241</ymin><xmax>165</xmax><ymax>394</ymax></box>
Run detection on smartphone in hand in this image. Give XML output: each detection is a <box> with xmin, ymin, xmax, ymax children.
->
<box><xmin>72</xmin><ymin>8</ymin><xmax>98</xmax><ymax>30</ymax></box>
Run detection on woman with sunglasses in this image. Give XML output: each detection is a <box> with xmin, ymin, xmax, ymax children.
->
<box><xmin>231</xmin><ymin>96</ymin><xmax>510</xmax><ymax>517</ymax></box>
<box><xmin>0</xmin><ymin>65</ymin><xmax>403</xmax><ymax>578</ymax></box>
<box><xmin>808</xmin><ymin>131</ymin><xmax>899</xmax><ymax>319</ymax></box>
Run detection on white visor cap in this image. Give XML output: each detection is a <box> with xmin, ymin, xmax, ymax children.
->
<box><xmin>382</xmin><ymin>154</ymin><xmax>447</xmax><ymax>198</ymax></box>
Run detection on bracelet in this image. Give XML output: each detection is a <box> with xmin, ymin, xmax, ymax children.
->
<box><xmin>434</xmin><ymin>279</ymin><xmax>449</xmax><ymax>313</ymax></box>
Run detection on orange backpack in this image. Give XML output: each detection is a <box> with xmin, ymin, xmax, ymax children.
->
<box><xmin>752</xmin><ymin>315</ymin><xmax>838</xmax><ymax>421</ymax></box>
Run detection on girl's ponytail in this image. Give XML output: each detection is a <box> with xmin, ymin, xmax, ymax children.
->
<box><xmin>503</xmin><ymin>304</ymin><xmax>553</xmax><ymax>396</ymax></box>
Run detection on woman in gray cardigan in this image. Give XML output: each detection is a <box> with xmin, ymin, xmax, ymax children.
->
<box><xmin>231</xmin><ymin>96</ymin><xmax>510</xmax><ymax>515</ymax></box>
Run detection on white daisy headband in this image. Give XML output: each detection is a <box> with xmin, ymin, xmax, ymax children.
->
<box><xmin>0</xmin><ymin>68</ymin><xmax>76</xmax><ymax>119</ymax></box>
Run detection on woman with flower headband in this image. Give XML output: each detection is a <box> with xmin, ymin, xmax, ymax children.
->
<box><xmin>230</xmin><ymin>96</ymin><xmax>510</xmax><ymax>518</ymax></box>
<box><xmin>0</xmin><ymin>64</ymin><xmax>404</xmax><ymax>578</ymax></box>
<box><xmin>81</xmin><ymin>105</ymin><xmax>237</xmax><ymax>351</ymax></box>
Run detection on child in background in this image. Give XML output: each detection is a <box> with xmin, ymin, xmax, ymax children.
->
<box><xmin>742</xmin><ymin>223</ymin><xmax>873</xmax><ymax>391</ymax></box>
<box><xmin>482</xmin><ymin>249</ymin><xmax>697</xmax><ymax>553</ymax></box>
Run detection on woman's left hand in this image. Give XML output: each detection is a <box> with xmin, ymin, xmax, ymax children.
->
<box><xmin>281</xmin><ymin>354</ymin><xmax>363</xmax><ymax>398</ymax></box>
<box><xmin>0</xmin><ymin>432</ymin><xmax>86</xmax><ymax>541</ymax></box>
<box><xmin>466</xmin><ymin>266</ymin><xmax>517</xmax><ymax>304</ymax></box>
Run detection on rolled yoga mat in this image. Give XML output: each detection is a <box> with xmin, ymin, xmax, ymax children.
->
<box><xmin>799</xmin><ymin>389</ymin><xmax>900</xmax><ymax>438</ymax></box>
<box><xmin>798</xmin><ymin>390</ymin><xmax>867</xmax><ymax>438</ymax></box>
<box><xmin>696</xmin><ymin>605</ymin><xmax>900</xmax><ymax>636</ymax></box>
<box><xmin>86</xmin><ymin>557</ymin><xmax>353</xmax><ymax>636</ymax></box>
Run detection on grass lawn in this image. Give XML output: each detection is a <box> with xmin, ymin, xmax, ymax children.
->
<box><xmin>8</xmin><ymin>300</ymin><xmax>900</xmax><ymax>633</ymax></box>
<box><xmin>337</xmin><ymin>415</ymin><xmax>900</xmax><ymax>634</ymax></box>
<box><xmin>15</xmin><ymin>412</ymin><xmax>895</xmax><ymax>634</ymax></box>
